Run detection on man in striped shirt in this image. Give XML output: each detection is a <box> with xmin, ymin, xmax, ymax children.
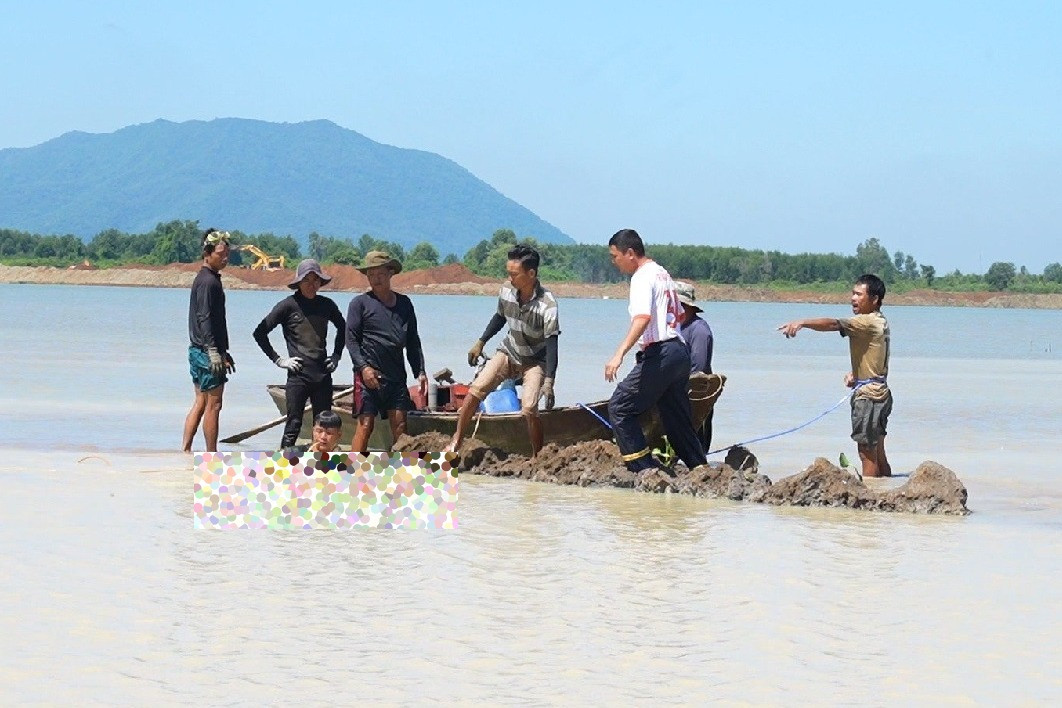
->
<box><xmin>446</xmin><ymin>245</ymin><xmax>560</xmax><ymax>457</ymax></box>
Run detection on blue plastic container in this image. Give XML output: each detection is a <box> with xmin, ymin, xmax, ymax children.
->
<box><xmin>480</xmin><ymin>380</ymin><xmax>520</xmax><ymax>413</ymax></box>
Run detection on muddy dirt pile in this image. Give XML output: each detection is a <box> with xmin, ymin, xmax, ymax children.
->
<box><xmin>393</xmin><ymin>433</ymin><xmax>969</xmax><ymax>515</ymax></box>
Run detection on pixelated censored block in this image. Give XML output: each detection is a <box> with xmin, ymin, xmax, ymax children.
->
<box><xmin>193</xmin><ymin>451</ymin><xmax>458</xmax><ymax>529</ymax></box>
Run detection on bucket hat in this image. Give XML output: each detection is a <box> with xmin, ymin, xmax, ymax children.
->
<box><xmin>289</xmin><ymin>259</ymin><xmax>332</xmax><ymax>289</ymax></box>
<box><xmin>356</xmin><ymin>251</ymin><xmax>403</xmax><ymax>274</ymax></box>
<box><xmin>675</xmin><ymin>281</ymin><xmax>702</xmax><ymax>312</ymax></box>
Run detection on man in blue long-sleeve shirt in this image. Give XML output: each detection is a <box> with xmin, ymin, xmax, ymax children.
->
<box><xmin>345</xmin><ymin>251</ymin><xmax>427</xmax><ymax>453</ymax></box>
<box><xmin>676</xmin><ymin>281</ymin><xmax>714</xmax><ymax>453</ymax></box>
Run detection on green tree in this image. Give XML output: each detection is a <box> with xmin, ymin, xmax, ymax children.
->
<box><xmin>903</xmin><ymin>254</ymin><xmax>919</xmax><ymax>280</ymax></box>
<box><xmin>921</xmin><ymin>264</ymin><xmax>936</xmax><ymax>286</ymax></box>
<box><xmin>87</xmin><ymin>229</ymin><xmax>128</xmax><ymax>261</ymax></box>
<box><xmin>1044</xmin><ymin>262</ymin><xmax>1062</xmax><ymax>283</ymax></box>
<box><xmin>985</xmin><ymin>262</ymin><xmax>1016</xmax><ymax>290</ymax></box>
<box><xmin>308</xmin><ymin>232</ymin><xmax>325</xmax><ymax>261</ymax></box>
<box><xmin>406</xmin><ymin>241</ymin><xmax>440</xmax><ymax>270</ymax></box>
<box><xmin>328</xmin><ymin>242</ymin><xmax>360</xmax><ymax>265</ymax></box>
<box><xmin>856</xmin><ymin>238</ymin><xmax>897</xmax><ymax>281</ymax></box>
<box><xmin>443</xmin><ymin>252</ymin><xmax>460</xmax><ymax>265</ymax></box>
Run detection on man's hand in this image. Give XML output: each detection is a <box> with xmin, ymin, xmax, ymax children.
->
<box><xmin>604</xmin><ymin>354</ymin><xmax>623</xmax><ymax>383</ymax></box>
<box><xmin>844</xmin><ymin>372</ymin><xmax>856</xmax><ymax>388</ymax></box>
<box><xmin>325</xmin><ymin>355</ymin><xmax>339</xmax><ymax>373</ymax></box>
<box><xmin>418</xmin><ymin>372</ymin><xmax>429</xmax><ymax>399</ymax></box>
<box><xmin>778</xmin><ymin>321</ymin><xmax>803</xmax><ymax>338</ymax></box>
<box><xmin>207</xmin><ymin>347</ymin><xmax>224</xmax><ymax>377</ymax></box>
<box><xmin>361</xmin><ymin>366</ymin><xmax>381</xmax><ymax>390</ymax></box>
<box><xmin>275</xmin><ymin>356</ymin><xmax>304</xmax><ymax>372</ymax></box>
<box><xmin>225</xmin><ymin>352</ymin><xmax>236</xmax><ymax>374</ymax></box>
<box><xmin>540</xmin><ymin>377</ymin><xmax>555</xmax><ymax>410</ymax></box>
<box><xmin>467</xmin><ymin>339</ymin><xmax>485</xmax><ymax>367</ymax></box>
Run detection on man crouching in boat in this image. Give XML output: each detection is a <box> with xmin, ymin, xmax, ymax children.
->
<box><xmin>284</xmin><ymin>410</ymin><xmax>344</xmax><ymax>454</ymax></box>
<box><xmin>446</xmin><ymin>245</ymin><xmax>559</xmax><ymax>457</ymax></box>
<box><xmin>777</xmin><ymin>273</ymin><xmax>893</xmax><ymax>478</ymax></box>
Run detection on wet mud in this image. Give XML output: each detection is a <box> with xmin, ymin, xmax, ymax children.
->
<box><xmin>392</xmin><ymin>434</ymin><xmax>970</xmax><ymax>515</ymax></box>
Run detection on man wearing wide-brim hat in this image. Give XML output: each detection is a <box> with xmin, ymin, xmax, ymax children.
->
<box><xmin>253</xmin><ymin>258</ymin><xmax>347</xmax><ymax>447</ymax></box>
<box><xmin>346</xmin><ymin>251</ymin><xmax>428</xmax><ymax>453</ymax></box>
<box><xmin>675</xmin><ymin>280</ymin><xmax>715</xmax><ymax>452</ymax></box>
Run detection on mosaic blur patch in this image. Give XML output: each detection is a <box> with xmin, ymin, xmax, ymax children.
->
<box><xmin>193</xmin><ymin>451</ymin><xmax>458</xmax><ymax>529</ymax></box>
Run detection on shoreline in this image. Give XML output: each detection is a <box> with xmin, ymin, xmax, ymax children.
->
<box><xmin>2</xmin><ymin>263</ymin><xmax>1060</xmax><ymax>309</ymax></box>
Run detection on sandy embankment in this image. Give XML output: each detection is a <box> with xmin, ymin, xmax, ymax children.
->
<box><xmin>2</xmin><ymin>262</ymin><xmax>1060</xmax><ymax>308</ymax></box>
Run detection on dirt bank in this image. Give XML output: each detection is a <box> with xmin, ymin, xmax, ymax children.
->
<box><xmin>1</xmin><ymin>262</ymin><xmax>1059</xmax><ymax>308</ymax></box>
<box><xmin>393</xmin><ymin>433</ymin><xmax>970</xmax><ymax>515</ymax></box>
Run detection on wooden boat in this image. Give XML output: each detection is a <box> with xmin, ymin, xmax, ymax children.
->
<box><xmin>267</xmin><ymin>372</ymin><xmax>725</xmax><ymax>454</ymax></box>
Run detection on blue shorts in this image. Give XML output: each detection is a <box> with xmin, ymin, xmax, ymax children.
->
<box><xmin>188</xmin><ymin>345</ymin><xmax>227</xmax><ymax>392</ymax></box>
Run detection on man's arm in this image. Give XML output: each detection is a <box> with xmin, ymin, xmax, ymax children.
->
<box><xmin>345</xmin><ymin>298</ymin><xmax>369</xmax><ymax>371</ymax></box>
<box><xmin>605</xmin><ymin>315</ymin><xmax>650</xmax><ymax>382</ymax></box>
<box><xmin>467</xmin><ymin>312</ymin><xmax>506</xmax><ymax>366</ymax></box>
<box><xmin>328</xmin><ymin>300</ymin><xmax>346</xmax><ymax>363</ymax></box>
<box><xmin>405</xmin><ymin>300</ymin><xmax>426</xmax><ymax>378</ymax></box>
<box><xmin>193</xmin><ymin>285</ymin><xmax>216</xmax><ymax>349</ymax></box>
<box><xmin>478</xmin><ymin>312</ymin><xmax>505</xmax><ymax>344</ymax></box>
<box><xmin>252</xmin><ymin>301</ymin><xmax>285</xmax><ymax>362</ymax></box>
<box><xmin>544</xmin><ymin>335</ymin><xmax>558</xmax><ymax>380</ymax></box>
<box><xmin>778</xmin><ymin>317</ymin><xmax>840</xmax><ymax>338</ymax></box>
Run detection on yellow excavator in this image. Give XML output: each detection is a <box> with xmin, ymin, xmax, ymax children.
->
<box><xmin>235</xmin><ymin>244</ymin><xmax>286</xmax><ymax>270</ymax></box>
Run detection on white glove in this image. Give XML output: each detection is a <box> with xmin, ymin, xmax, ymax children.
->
<box><xmin>275</xmin><ymin>356</ymin><xmax>304</xmax><ymax>372</ymax></box>
<box><xmin>540</xmin><ymin>377</ymin><xmax>555</xmax><ymax>411</ymax></box>
<box><xmin>207</xmin><ymin>347</ymin><xmax>224</xmax><ymax>377</ymax></box>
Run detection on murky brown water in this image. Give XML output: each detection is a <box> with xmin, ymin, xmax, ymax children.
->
<box><xmin>1</xmin><ymin>287</ymin><xmax>1059</xmax><ymax>702</ymax></box>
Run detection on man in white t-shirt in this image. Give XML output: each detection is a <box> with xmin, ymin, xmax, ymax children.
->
<box><xmin>604</xmin><ymin>229</ymin><xmax>707</xmax><ymax>473</ymax></box>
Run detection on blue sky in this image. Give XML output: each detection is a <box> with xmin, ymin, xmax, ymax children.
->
<box><xmin>2</xmin><ymin>1</ymin><xmax>1059</xmax><ymax>273</ymax></box>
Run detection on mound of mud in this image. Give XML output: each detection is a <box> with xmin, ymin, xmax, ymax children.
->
<box><xmin>392</xmin><ymin>434</ymin><xmax>969</xmax><ymax>515</ymax></box>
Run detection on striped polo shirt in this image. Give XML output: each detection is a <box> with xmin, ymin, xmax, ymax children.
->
<box><xmin>496</xmin><ymin>282</ymin><xmax>560</xmax><ymax>367</ymax></box>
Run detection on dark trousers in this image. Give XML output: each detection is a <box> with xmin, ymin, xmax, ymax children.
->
<box><xmin>282</xmin><ymin>375</ymin><xmax>334</xmax><ymax>447</ymax></box>
<box><xmin>608</xmin><ymin>339</ymin><xmax>707</xmax><ymax>472</ymax></box>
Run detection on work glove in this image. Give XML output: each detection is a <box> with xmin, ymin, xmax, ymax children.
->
<box><xmin>325</xmin><ymin>355</ymin><xmax>339</xmax><ymax>373</ymax></box>
<box><xmin>540</xmin><ymin>377</ymin><xmax>555</xmax><ymax>411</ymax></box>
<box><xmin>275</xmin><ymin>356</ymin><xmax>304</xmax><ymax>372</ymax></box>
<box><xmin>467</xmin><ymin>339</ymin><xmax>485</xmax><ymax>367</ymax></box>
<box><xmin>225</xmin><ymin>352</ymin><xmax>236</xmax><ymax>374</ymax></box>
<box><xmin>207</xmin><ymin>347</ymin><xmax>224</xmax><ymax>377</ymax></box>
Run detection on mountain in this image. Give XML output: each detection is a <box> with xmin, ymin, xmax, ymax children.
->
<box><xmin>0</xmin><ymin>118</ymin><xmax>573</xmax><ymax>256</ymax></box>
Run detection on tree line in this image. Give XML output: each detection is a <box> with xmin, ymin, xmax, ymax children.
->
<box><xmin>1</xmin><ymin>221</ymin><xmax>1059</xmax><ymax>293</ymax></box>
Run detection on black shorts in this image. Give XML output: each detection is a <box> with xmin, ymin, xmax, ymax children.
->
<box><xmin>353</xmin><ymin>374</ymin><xmax>413</xmax><ymax>419</ymax></box>
<box><xmin>851</xmin><ymin>393</ymin><xmax>892</xmax><ymax>446</ymax></box>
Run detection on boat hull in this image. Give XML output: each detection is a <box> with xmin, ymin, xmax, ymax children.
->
<box><xmin>266</xmin><ymin>372</ymin><xmax>724</xmax><ymax>454</ymax></box>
